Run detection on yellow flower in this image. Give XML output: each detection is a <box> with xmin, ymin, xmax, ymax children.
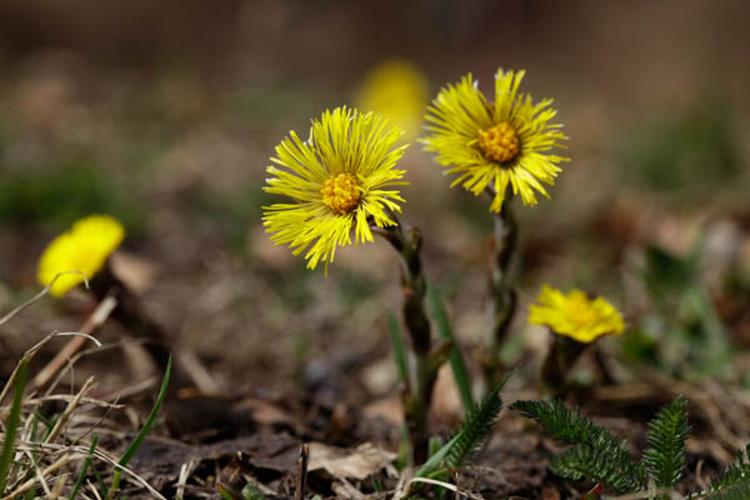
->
<box><xmin>423</xmin><ymin>68</ymin><xmax>568</xmax><ymax>213</ymax></box>
<box><xmin>263</xmin><ymin>106</ymin><xmax>408</xmax><ymax>271</ymax></box>
<box><xmin>357</xmin><ymin>59</ymin><xmax>429</xmax><ymax>140</ymax></box>
<box><xmin>528</xmin><ymin>285</ymin><xmax>625</xmax><ymax>343</ymax></box>
<box><xmin>37</xmin><ymin>215</ymin><xmax>125</xmax><ymax>297</ymax></box>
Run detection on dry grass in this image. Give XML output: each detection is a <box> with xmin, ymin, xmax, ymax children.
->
<box><xmin>0</xmin><ymin>284</ymin><xmax>165</xmax><ymax>499</ymax></box>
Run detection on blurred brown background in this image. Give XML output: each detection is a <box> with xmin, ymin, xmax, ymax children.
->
<box><xmin>0</xmin><ymin>0</ymin><xmax>748</xmax><ymax>397</ymax></box>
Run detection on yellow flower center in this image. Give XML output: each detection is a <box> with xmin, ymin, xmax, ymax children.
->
<box><xmin>321</xmin><ymin>173</ymin><xmax>362</xmax><ymax>214</ymax></box>
<box><xmin>478</xmin><ymin>122</ymin><xmax>520</xmax><ymax>164</ymax></box>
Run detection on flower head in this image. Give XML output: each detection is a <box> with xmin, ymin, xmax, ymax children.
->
<box><xmin>357</xmin><ymin>59</ymin><xmax>429</xmax><ymax>140</ymax></box>
<box><xmin>37</xmin><ymin>215</ymin><xmax>125</xmax><ymax>297</ymax></box>
<box><xmin>423</xmin><ymin>68</ymin><xmax>568</xmax><ymax>213</ymax></box>
<box><xmin>528</xmin><ymin>285</ymin><xmax>625</xmax><ymax>343</ymax></box>
<box><xmin>263</xmin><ymin>106</ymin><xmax>408</xmax><ymax>271</ymax></box>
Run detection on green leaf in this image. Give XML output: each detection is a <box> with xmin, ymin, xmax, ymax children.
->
<box><xmin>107</xmin><ymin>356</ymin><xmax>172</xmax><ymax>499</ymax></box>
<box><xmin>642</xmin><ymin>396</ymin><xmax>690</xmax><ymax>488</ymax></box>
<box><xmin>387</xmin><ymin>312</ymin><xmax>410</xmax><ymax>390</ymax></box>
<box><xmin>70</xmin><ymin>435</ymin><xmax>99</xmax><ymax>500</ymax></box>
<box><xmin>427</xmin><ymin>284</ymin><xmax>475</xmax><ymax>414</ymax></box>
<box><xmin>0</xmin><ymin>359</ymin><xmax>29</xmax><ymax>494</ymax></box>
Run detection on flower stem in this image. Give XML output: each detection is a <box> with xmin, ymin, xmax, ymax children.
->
<box><xmin>483</xmin><ymin>197</ymin><xmax>519</xmax><ymax>387</ymax></box>
<box><xmin>376</xmin><ymin>220</ymin><xmax>441</xmax><ymax>464</ymax></box>
<box><xmin>542</xmin><ymin>334</ymin><xmax>587</xmax><ymax>396</ymax></box>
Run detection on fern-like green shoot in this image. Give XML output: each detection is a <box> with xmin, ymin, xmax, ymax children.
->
<box><xmin>511</xmin><ymin>399</ymin><xmax>646</xmax><ymax>494</ymax></box>
<box><xmin>704</xmin><ymin>444</ymin><xmax>750</xmax><ymax>500</ymax></box>
<box><xmin>642</xmin><ymin>396</ymin><xmax>690</xmax><ymax>488</ymax></box>
<box><xmin>551</xmin><ymin>444</ymin><xmax>644</xmax><ymax>495</ymax></box>
<box><xmin>416</xmin><ymin>384</ymin><xmax>503</xmax><ymax>478</ymax></box>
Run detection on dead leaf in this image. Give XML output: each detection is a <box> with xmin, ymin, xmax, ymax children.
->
<box><xmin>308</xmin><ymin>442</ymin><xmax>396</xmax><ymax>480</ymax></box>
<box><xmin>130</xmin><ymin>432</ymin><xmax>301</xmax><ymax>486</ymax></box>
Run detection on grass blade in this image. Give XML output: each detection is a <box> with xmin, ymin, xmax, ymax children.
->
<box><xmin>70</xmin><ymin>435</ymin><xmax>99</xmax><ymax>500</ymax></box>
<box><xmin>387</xmin><ymin>314</ymin><xmax>413</xmax><ymax>469</ymax></box>
<box><xmin>387</xmin><ymin>312</ymin><xmax>410</xmax><ymax>390</ymax></box>
<box><xmin>107</xmin><ymin>356</ymin><xmax>172</xmax><ymax>499</ymax></box>
<box><xmin>0</xmin><ymin>358</ymin><xmax>29</xmax><ymax>494</ymax></box>
<box><xmin>427</xmin><ymin>284</ymin><xmax>474</xmax><ymax>414</ymax></box>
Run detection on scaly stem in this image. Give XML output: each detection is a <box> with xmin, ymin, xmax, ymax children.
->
<box><xmin>375</xmin><ymin>219</ymin><xmax>440</xmax><ymax>465</ymax></box>
<box><xmin>484</xmin><ymin>196</ymin><xmax>519</xmax><ymax>387</ymax></box>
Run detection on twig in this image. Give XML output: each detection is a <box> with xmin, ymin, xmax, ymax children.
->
<box><xmin>406</xmin><ymin>477</ymin><xmax>483</xmax><ymax>499</ymax></box>
<box><xmin>26</xmin><ymin>395</ymin><xmax>122</xmax><ymax>410</ymax></box>
<box><xmin>26</xmin><ymin>450</ymin><xmax>52</xmax><ymax>497</ymax></box>
<box><xmin>33</xmin><ymin>296</ymin><xmax>117</xmax><ymax>391</ymax></box>
<box><xmin>176</xmin><ymin>460</ymin><xmax>198</xmax><ymax>500</ymax></box>
<box><xmin>44</xmin><ymin>338</ymin><xmax>152</xmax><ymax>398</ymax></box>
<box><xmin>0</xmin><ymin>271</ymin><xmax>86</xmax><ymax>328</ymax></box>
<box><xmin>54</xmin><ymin>332</ymin><xmax>104</xmax><ymax>347</ymax></box>
<box><xmin>175</xmin><ymin>350</ymin><xmax>222</xmax><ymax>396</ymax></box>
<box><xmin>0</xmin><ymin>331</ymin><xmax>59</xmax><ymax>406</ymax></box>
<box><xmin>294</xmin><ymin>443</ymin><xmax>309</xmax><ymax>500</ymax></box>
<box><xmin>106</xmin><ymin>376</ymin><xmax>158</xmax><ymax>401</ymax></box>
<box><xmin>392</xmin><ymin>467</ymin><xmax>413</xmax><ymax>500</ymax></box>
<box><xmin>44</xmin><ymin>376</ymin><xmax>96</xmax><ymax>444</ymax></box>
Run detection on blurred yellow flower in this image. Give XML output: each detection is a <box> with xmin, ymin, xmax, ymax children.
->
<box><xmin>357</xmin><ymin>59</ymin><xmax>429</xmax><ymax>140</ymax></box>
<box><xmin>263</xmin><ymin>106</ymin><xmax>408</xmax><ymax>271</ymax></box>
<box><xmin>37</xmin><ymin>215</ymin><xmax>125</xmax><ymax>297</ymax></box>
<box><xmin>423</xmin><ymin>69</ymin><xmax>568</xmax><ymax>213</ymax></box>
<box><xmin>528</xmin><ymin>285</ymin><xmax>625</xmax><ymax>343</ymax></box>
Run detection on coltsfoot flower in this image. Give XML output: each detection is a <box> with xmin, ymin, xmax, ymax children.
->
<box><xmin>423</xmin><ymin>68</ymin><xmax>568</xmax><ymax>212</ymax></box>
<box><xmin>263</xmin><ymin>106</ymin><xmax>408</xmax><ymax>271</ymax></box>
<box><xmin>529</xmin><ymin>285</ymin><xmax>625</xmax><ymax>343</ymax></box>
<box><xmin>357</xmin><ymin>59</ymin><xmax>429</xmax><ymax>140</ymax></box>
<box><xmin>37</xmin><ymin>215</ymin><xmax>125</xmax><ymax>297</ymax></box>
